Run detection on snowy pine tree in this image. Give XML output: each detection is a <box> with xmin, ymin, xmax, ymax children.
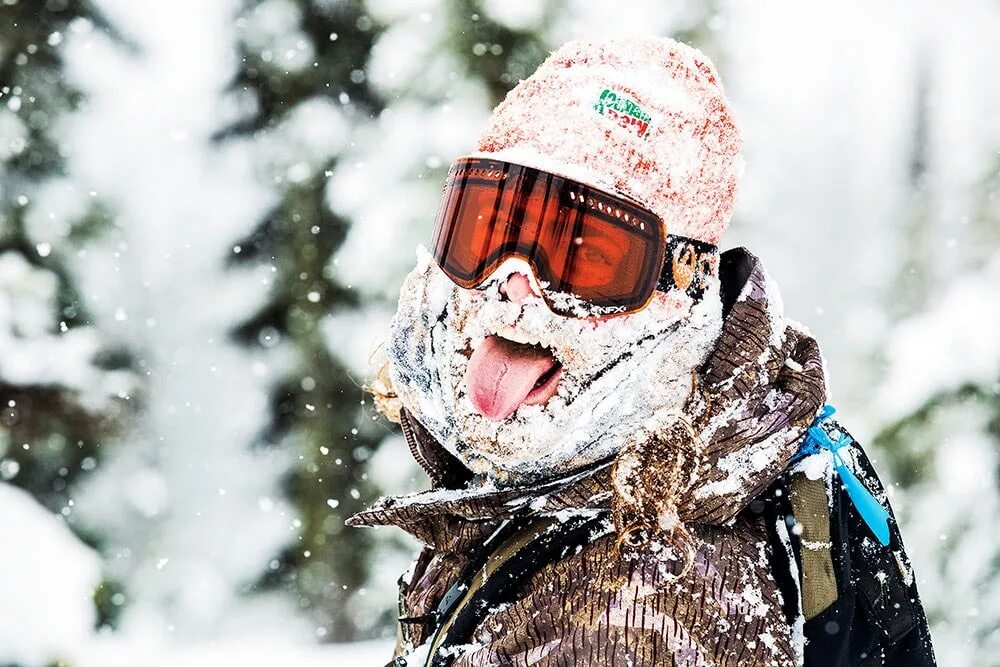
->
<box><xmin>220</xmin><ymin>0</ymin><xmax>394</xmax><ymax>641</ymax></box>
<box><xmin>0</xmin><ymin>1</ymin><xmax>130</xmax><ymax>524</ymax></box>
<box><xmin>0</xmin><ymin>2</ymin><xmax>140</xmax><ymax>650</ymax></box>
<box><xmin>53</xmin><ymin>0</ymin><xmax>302</xmax><ymax>643</ymax></box>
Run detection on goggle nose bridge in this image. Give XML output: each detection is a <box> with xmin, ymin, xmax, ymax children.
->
<box><xmin>475</xmin><ymin>250</ymin><xmax>554</xmax><ymax>295</ymax></box>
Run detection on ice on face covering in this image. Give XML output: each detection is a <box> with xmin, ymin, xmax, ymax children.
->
<box><xmin>385</xmin><ymin>246</ymin><xmax>724</xmax><ymax>485</ymax></box>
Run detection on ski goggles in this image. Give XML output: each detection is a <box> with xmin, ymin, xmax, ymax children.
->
<box><xmin>430</xmin><ymin>157</ymin><xmax>718</xmax><ymax>318</ymax></box>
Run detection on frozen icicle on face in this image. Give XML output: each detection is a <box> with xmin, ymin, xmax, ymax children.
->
<box><xmin>386</xmin><ymin>246</ymin><xmax>724</xmax><ymax>485</ymax></box>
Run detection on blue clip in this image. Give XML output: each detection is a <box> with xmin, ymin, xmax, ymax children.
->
<box><xmin>794</xmin><ymin>404</ymin><xmax>891</xmax><ymax>547</ymax></box>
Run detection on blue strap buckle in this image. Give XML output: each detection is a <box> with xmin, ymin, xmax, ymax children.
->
<box><xmin>793</xmin><ymin>404</ymin><xmax>891</xmax><ymax>547</ymax></box>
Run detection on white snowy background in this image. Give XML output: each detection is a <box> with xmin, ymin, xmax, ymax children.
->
<box><xmin>0</xmin><ymin>0</ymin><xmax>998</xmax><ymax>664</ymax></box>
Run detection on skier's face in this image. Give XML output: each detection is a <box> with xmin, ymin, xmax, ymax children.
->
<box><xmin>385</xmin><ymin>246</ymin><xmax>722</xmax><ymax>485</ymax></box>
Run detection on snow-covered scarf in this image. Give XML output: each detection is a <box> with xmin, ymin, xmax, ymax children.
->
<box><xmin>350</xmin><ymin>248</ymin><xmax>827</xmax><ymax>666</ymax></box>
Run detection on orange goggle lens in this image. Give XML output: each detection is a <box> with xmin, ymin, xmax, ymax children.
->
<box><xmin>431</xmin><ymin>157</ymin><xmax>716</xmax><ymax>318</ymax></box>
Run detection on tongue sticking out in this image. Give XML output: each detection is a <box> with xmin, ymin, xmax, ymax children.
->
<box><xmin>464</xmin><ymin>335</ymin><xmax>563</xmax><ymax>421</ymax></box>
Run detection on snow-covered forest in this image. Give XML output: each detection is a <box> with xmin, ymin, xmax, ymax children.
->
<box><xmin>0</xmin><ymin>0</ymin><xmax>997</xmax><ymax>664</ymax></box>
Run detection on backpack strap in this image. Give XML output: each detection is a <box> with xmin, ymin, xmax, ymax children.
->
<box><xmin>785</xmin><ymin>405</ymin><xmax>895</xmax><ymax>621</ymax></box>
<box><xmin>419</xmin><ymin>511</ymin><xmax>611</xmax><ymax>666</ymax></box>
<box><xmin>788</xmin><ymin>472</ymin><xmax>839</xmax><ymax>619</ymax></box>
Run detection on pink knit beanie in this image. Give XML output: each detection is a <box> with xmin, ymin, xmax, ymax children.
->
<box><xmin>473</xmin><ymin>36</ymin><xmax>743</xmax><ymax>245</ymax></box>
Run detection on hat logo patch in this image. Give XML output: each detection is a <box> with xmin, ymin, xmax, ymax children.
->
<box><xmin>593</xmin><ymin>88</ymin><xmax>652</xmax><ymax>139</ymax></box>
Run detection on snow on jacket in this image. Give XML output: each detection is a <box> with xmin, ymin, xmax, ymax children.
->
<box><xmin>349</xmin><ymin>248</ymin><xmax>935</xmax><ymax>666</ymax></box>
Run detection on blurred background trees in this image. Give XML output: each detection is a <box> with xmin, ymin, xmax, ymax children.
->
<box><xmin>870</xmin><ymin>152</ymin><xmax>1000</xmax><ymax>663</ymax></box>
<box><xmin>0</xmin><ymin>0</ymin><xmax>997</xmax><ymax>664</ymax></box>
<box><xmin>0</xmin><ymin>1</ymin><xmax>130</xmax><ymax>544</ymax></box>
<box><xmin>0</xmin><ymin>2</ymin><xmax>138</xmax><ymax>659</ymax></box>
<box><xmin>219</xmin><ymin>0</ymin><xmax>391</xmax><ymax>641</ymax></box>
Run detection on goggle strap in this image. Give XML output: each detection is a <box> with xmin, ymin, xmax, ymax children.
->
<box><xmin>656</xmin><ymin>235</ymin><xmax>719</xmax><ymax>302</ymax></box>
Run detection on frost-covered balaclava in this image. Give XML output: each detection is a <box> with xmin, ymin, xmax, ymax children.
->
<box><xmin>386</xmin><ymin>37</ymin><xmax>743</xmax><ymax>485</ymax></box>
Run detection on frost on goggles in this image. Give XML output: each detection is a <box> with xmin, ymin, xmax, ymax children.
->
<box><xmin>430</xmin><ymin>157</ymin><xmax>717</xmax><ymax>317</ymax></box>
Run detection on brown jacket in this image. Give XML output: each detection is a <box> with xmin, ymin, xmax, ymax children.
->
<box><xmin>350</xmin><ymin>249</ymin><xmax>827</xmax><ymax>666</ymax></box>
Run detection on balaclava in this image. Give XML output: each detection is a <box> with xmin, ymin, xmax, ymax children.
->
<box><xmin>384</xmin><ymin>36</ymin><xmax>743</xmax><ymax>485</ymax></box>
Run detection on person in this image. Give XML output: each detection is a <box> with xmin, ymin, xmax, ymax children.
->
<box><xmin>349</xmin><ymin>36</ymin><xmax>936</xmax><ymax>666</ymax></box>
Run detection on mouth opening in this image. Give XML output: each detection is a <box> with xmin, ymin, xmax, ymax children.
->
<box><xmin>525</xmin><ymin>356</ymin><xmax>562</xmax><ymax>403</ymax></box>
<box><xmin>463</xmin><ymin>334</ymin><xmax>564</xmax><ymax>421</ymax></box>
